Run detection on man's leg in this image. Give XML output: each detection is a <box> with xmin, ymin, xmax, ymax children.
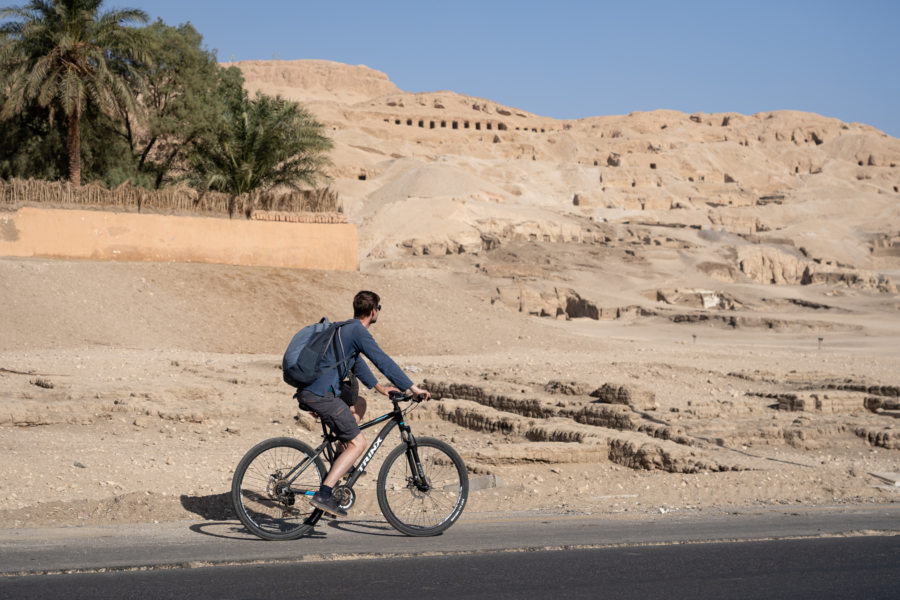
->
<box><xmin>336</xmin><ymin>397</ymin><xmax>367</xmax><ymax>455</ymax></box>
<box><xmin>301</xmin><ymin>389</ymin><xmax>362</xmax><ymax>516</ymax></box>
<box><xmin>311</xmin><ymin>433</ymin><xmax>365</xmax><ymax>517</ymax></box>
<box><xmin>323</xmin><ymin>433</ymin><xmax>366</xmax><ymax>487</ymax></box>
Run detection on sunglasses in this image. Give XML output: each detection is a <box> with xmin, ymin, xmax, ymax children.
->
<box><xmin>377</xmin><ymin>304</ymin><xmax>382</xmax><ymax>311</ymax></box>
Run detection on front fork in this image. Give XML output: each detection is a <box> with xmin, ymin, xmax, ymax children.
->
<box><xmin>401</xmin><ymin>423</ymin><xmax>429</xmax><ymax>491</ymax></box>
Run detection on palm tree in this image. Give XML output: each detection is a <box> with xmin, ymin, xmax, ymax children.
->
<box><xmin>0</xmin><ymin>0</ymin><xmax>148</xmax><ymax>185</ymax></box>
<box><xmin>192</xmin><ymin>92</ymin><xmax>334</xmax><ymax>218</ymax></box>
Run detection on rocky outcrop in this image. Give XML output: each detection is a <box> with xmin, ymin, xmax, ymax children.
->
<box><xmin>475</xmin><ymin>219</ymin><xmax>586</xmax><ymax>245</ymax></box>
<box><xmin>737</xmin><ymin>247</ymin><xmax>897</xmax><ymax>293</ymax></box>
<box><xmin>774</xmin><ymin>392</ymin><xmax>868</xmax><ymax>413</ymax></box>
<box><xmin>571</xmin><ymin>404</ymin><xmax>639</xmax><ymax>430</ymax></box>
<box><xmin>590</xmin><ymin>383</ymin><xmax>658</xmax><ymax>410</ymax></box>
<box><xmin>425</xmin><ymin>381</ymin><xmax>559</xmax><ymax>419</ymax></box>
<box><xmin>607</xmin><ymin>439</ymin><xmax>741</xmax><ymax>473</ymax></box>
<box><xmin>491</xmin><ymin>286</ymin><xmax>599</xmax><ymax>320</ymax></box>
<box><xmin>399</xmin><ymin>230</ymin><xmax>484</xmax><ymax>255</ymax></box>
<box><xmin>654</xmin><ymin>288</ymin><xmax>740</xmax><ymax>310</ymax></box>
<box><xmin>492</xmin><ymin>285</ymin><xmax>562</xmax><ymax>318</ymax></box>
<box><xmin>822</xmin><ymin>383</ymin><xmax>900</xmax><ymax>397</ymax></box>
<box><xmin>561</xmin><ymin>288</ymin><xmax>601</xmax><ymax>319</ymax></box>
<box><xmin>855</xmin><ymin>426</ymin><xmax>899</xmax><ymax>449</ymax></box>
<box><xmin>667</xmin><ymin>312</ymin><xmax>855</xmax><ymax>331</ymax></box>
<box><xmin>544</xmin><ymin>380</ymin><xmax>590</xmax><ymax>395</ymax></box>
<box><xmin>426</xmin><ymin>379</ymin><xmax>697</xmax><ymax>449</ymax></box>
<box><xmin>431</xmin><ymin>398</ymin><xmax>747</xmax><ymax>473</ymax></box>
<box><xmin>697</xmin><ymin>261</ymin><xmax>741</xmax><ymax>282</ymax></box>
<box><xmin>801</xmin><ymin>264</ymin><xmax>897</xmax><ymax>293</ymax></box>
<box><xmin>737</xmin><ymin>246</ymin><xmax>808</xmax><ymax>284</ymax></box>
<box><xmin>462</xmin><ymin>442</ymin><xmax>608</xmax><ymax>466</ymax></box>
<box><xmin>226</xmin><ymin>59</ymin><xmax>401</xmax><ymax>104</ymax></box>
<box><xmin>708</xmin><ymin>214</ymin><xmax>765</xmax><ymax>235</ymax></box>
<box><xmin>864</xmin><ymin>396</ymin><xmax>900</xmax><ymax>412</ymax></box>
<box><xmin>432</xmin><ymin>399</ymin><xmax>604</xmax><ymax>443</ymax></box>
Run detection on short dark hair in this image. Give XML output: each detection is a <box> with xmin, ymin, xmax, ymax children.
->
<box><xmin>353</xmin><ymin>290</ymin><xmax>380</xmax><ymax>318</ymax></box>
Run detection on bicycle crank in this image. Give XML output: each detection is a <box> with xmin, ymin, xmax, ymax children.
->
<box><xmin>333</xmin><ymin>485</ymin><xmax>355</xmax><ymax>511</ymax></box>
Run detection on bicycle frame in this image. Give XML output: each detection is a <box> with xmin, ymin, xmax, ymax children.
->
<box><xmin>281</xmin><ymin>398</ymin><xmax>427</xmax><ymax>497</ymax></box>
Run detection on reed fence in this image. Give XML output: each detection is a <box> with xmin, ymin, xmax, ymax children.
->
<box><xmin>0</xmin><ymin>178</ymin><xmax>344</xmax><ymax>221</ymax></box>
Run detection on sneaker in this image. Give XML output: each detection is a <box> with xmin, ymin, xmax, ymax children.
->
<box><xmin>309</xmin><ymin>493</ymin><xmax>347</xmax><ymax>518</ymax></box>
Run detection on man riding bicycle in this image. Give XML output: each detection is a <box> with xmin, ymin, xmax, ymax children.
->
<box><xmin>300</xmin><ymin>290</ymin><xmax>430</xmax><ymax>517</ymax></box>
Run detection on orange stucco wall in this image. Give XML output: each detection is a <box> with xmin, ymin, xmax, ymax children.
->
<box><xmin>0</xmin><ymin>207</ymin><xmax>358</xmax><ymax>270</ymax></box>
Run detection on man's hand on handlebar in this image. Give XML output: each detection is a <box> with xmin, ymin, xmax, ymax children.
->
<box><xmin>410</xmin><ymin>385</ymin><xmax>430</xmax><ymax>402</ymax></box>
<box><xmin>375</xmin><ymin>383</ymin><xmax>400</xmax><ymax>397</ymax></box>
<box><xmin>387</xmin><ymin>386</ymin><xmax>431</xmax><ymax>402</ymax></box>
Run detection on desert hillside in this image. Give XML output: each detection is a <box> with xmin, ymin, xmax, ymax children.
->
<box><xmin>1</xmin><ymin>59</ymin><xmax>898</xmax><ymax>529</ymax></box>
<box><xmin>232</xmin><ymin>59</ymin><xmax>900</xmax><ymax>329</ymax></box>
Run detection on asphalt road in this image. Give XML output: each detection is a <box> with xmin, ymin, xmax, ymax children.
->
<box><xmin>2</xmin><ymin>536</ymin><xmax>898</xmax><ymax>599</ymax></box>
<box><xmin>0</xmin><ymin>505</ymin><xmax>898</xmax><ymax>599</ymax></box>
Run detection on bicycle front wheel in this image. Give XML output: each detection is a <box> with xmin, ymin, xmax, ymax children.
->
<box><xmin>231</xmin><ymin>437</ymin><xmax>326</xmax><ymax>540</ymax></box>
<box><xmin>376</xmin><ymin>437</ymin><xmax>468</xmax><ymax>536</ymax></box>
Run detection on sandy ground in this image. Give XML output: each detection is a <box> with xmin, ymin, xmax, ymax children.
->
<box><xmin>1</xmin><ymin>60</ymin><xmax>898</xmax><ymax>531</ymax></box>
<box><xmin>1</xmin><ymin>255</ymin><xmax>897</xmax><ymax>530</ymax></box>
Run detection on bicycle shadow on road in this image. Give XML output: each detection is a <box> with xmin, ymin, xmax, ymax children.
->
<box><xmin>188</xmin><ymin>521</ymin><xmax>261</xmax><ymax>541</ymax></box>
<box><xmin>325</xmin><ymin>518</ymin><xmax>410</xmax><ymax>537</ymax></box>
<box><xmin>181</xmin><ymin>493</ymin><xmax>329</xmax><ymax>541</ymax></box>
<box><xmin>179</xmin><ymin>493</ymin><xmax>398</xmax><ymax>540</ymax></box>
<box><xmin>188</xmin><ymin>521</ymin><xmax>328</xmax><ymax>541</ymax></box>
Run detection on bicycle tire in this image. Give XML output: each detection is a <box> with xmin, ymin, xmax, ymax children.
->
<box><xmin>376</xmin><ymin>437</ymin><xmax>468</xmax><ymax>536</ymax></box>
<box><xmin>231</xmin><ymin>437</ymin><xmax>326</xmax><ymax>540</ymax></box>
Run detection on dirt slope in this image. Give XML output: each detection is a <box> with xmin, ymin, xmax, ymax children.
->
<box><xmin>1</xmin><ymin>60</ymin><xmax>898</xmax><ymax>529</ymax></box>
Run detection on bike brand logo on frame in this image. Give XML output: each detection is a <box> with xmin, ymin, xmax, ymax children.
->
<box><xmin>360</xmin><ymin>435</ymin><xmax>383</xmax><ymax>470</ymax></box>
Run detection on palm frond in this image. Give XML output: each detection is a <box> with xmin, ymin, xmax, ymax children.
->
<box><xmin>190</xmin><ymin>90</ymin><xmax>332</xmax><ymax>204</ymax></box>
<box><xmin>58</xmin><ymin>64</ymin><xmax>84</xmax><ymax>115</ymax></box>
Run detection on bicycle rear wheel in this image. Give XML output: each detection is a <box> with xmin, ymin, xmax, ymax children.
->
<box><xmin>376</xmin><ymin>437</ymin><xmax>468</xmax><ymax>536</ymax></box>
<box><xmin>231</xmin><ymin>437</ymin><xmax>326</xmax><ymax>540</ymax></box>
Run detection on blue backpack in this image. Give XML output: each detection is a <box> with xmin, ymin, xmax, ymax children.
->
<box><xmin>282</xmin><ymin>318</ymin><xmax>350</xmax><ymax>388</ymax></box>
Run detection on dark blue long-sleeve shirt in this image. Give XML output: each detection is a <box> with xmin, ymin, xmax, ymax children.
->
<box><xmin>305</xmin><ymin>319</ymin><xmax>414</xmax><ymax>397</ymax></box>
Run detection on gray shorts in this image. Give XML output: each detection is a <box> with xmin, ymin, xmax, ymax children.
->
<box><xmin>299</xmin><ymin>389</ymin><xmax>360</xmax><ymax>442</ymax></box>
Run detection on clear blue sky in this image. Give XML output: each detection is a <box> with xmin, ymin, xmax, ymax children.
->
<box><xmin>125</xmin><ymin>1</ymin><xmax>898</xmax><ymax>136</ymax></box>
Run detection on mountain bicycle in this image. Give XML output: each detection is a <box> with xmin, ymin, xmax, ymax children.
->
<box><xmin>231</xmin><ymin>391</ymin><xmax>468</xmax><ymax>540</ymax></box>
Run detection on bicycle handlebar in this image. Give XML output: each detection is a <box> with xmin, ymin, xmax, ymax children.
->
<box><xmin>389</xmin><ymin>391</ymin><xmax>427</xmax><ymax>403</ymax></box>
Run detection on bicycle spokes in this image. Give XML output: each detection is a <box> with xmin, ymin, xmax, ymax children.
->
<box><xmin>377</xmin><ymin>438</ymin><xmax>468</xmax><ymax>536</ymax></box>
<box><xmin>231</xmin><ymin>438</ymin><xmax>326</xmax><ymax>540</ymax></box>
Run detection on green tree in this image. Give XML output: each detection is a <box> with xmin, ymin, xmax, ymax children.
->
<box><xmin>0</xmin><ymin>74</ymin><xmax>66</xmax><ymax>179</ymax></box>
<box><xmin>0</xmin><ymin>0</ymin><xmax>148</xmax><ymax>185</ymax></box>
<box><xmin>114</xmin><ymin>20</ymin><xmax>244</xmax><ymax>189</ymax></box>
<box><xmin>191</xmin><ymin>92</ymin><xmax>333</xmax><ymax>217</ymax></box>
<box><xmin>0</xmin><ymin>71</ymin><xmax>134</xmax><ymax>183</ymax></box>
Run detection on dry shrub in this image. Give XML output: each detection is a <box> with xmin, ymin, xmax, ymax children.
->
<box><xmin>253</xmin><ymin>187</ymin><xmax>341</xmax><ymax>213</ymax></box>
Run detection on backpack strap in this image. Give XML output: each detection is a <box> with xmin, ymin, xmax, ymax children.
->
<box><xmin>313</xmin><ymin>321</ymin><xmax>353</xmax><ymax>381</ymax></box>
<box><xmin>335</xmin><ymin>323</ymin><xmax>352</xmax><ymax>381</ymax></box>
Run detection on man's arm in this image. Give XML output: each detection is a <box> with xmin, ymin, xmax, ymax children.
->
<box><xmin>352</xmin><ymin>357</ymin><xmax>378</xmax><ymax>389</ymax></box>
<box><xmin>353</xmin><ymin>360</ymin><xmax>410</xmax><ymax>398</ymax></box>
<box><xmin>351</xmin><ymin>324</ymin><xmax>414</xmax><ymax>392</ymax></box>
